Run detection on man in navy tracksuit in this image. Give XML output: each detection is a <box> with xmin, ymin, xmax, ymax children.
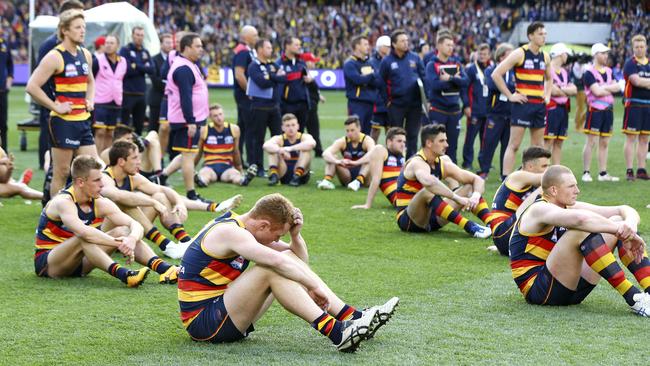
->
<box><xmin>344</xmin><ymin>35</ymin><xmax>378</xmax><ymax>135</ymax></box>
<box><xmin>462</xmin><ymin>43</ymin><xmax>492</xmax><ymax>169</ymax></box>
<box><xmin>119</xmin><ymin>26</ymin><xmax>154</xmax><ymax>135</ymax></box>
<box><xmin>232</xmin><ymin>25</ymin><xmax>258</xmax><ymax>161</ymax></box>
<box><xmin>477</xmin><ymin>43</ymin><xmax>515</xmax><ymax>180</ymax></box>
<box><xmin>246</xmin><ymin>39</ymin><xmax>285</xmax><ymax>170</ymax></box>
<box><xmin>278</xmin><ymin>37</ymin><xmax>313</xmax><ymax>132</ymax></box>
<box><xmin>379</xmin><ymin>30</ymin><xmax>425</xmax><ymax>158</ymax></box>
<box><xmin>424</xmin><ymin>33</ymin><xmax>469</xmax><ymax>163</ymax></box>
<box><xmin>369</xmin><ymin>36</ymin><xmax>392</xmax><ymax>143</ymax></box>
<box><xmin>0</xmin><ymin>35</ymin><xmax>13</xmax><ymax>152</ymax></box>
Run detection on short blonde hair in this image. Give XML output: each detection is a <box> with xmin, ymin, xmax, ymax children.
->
<box><xmin>57</xmin><ymin>9</ymin><xmax>85</xmax><ymax>41</ymax></box>
<box><xmin>249</xmin><ymin>193</ymin><xmax>295</xmax><ymax>228</ymax></box>
<box><xmin>71</xmin><ymin>155</ymin><xmax>102</xmax><ymax>179</ymax></box>
<box><xmin>541</xmin><ymin>165</ymin><xmax>573</xmax><ymax>193</ymax></box>
<box><xmin>632</xmin><ymin>34</ymin><xmax>647</xmax><ymax>45</ymax></box>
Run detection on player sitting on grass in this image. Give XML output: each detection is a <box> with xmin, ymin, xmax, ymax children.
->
<box><xmin>178</xmin><ymin>193</ymin><xmax>399</xmax><ymax>352</ymax></box>
<box><xmin>34</xmin><ymin>155</ymin><xmax>177</xmax><ymax>287</ymax></box>
<box><xmin>394</xmin><ymin>124</ymin><xmax>492</xmax><ymax>238</ymax></box>
<box><xmin>351</xmin><ymin>127</ymin><xmax>406</xmax><ymax>209</ymax></box>
<box><xmin>510</xmin><ymin>165</ymin><xmax>650</xmax><ymax>316</ymax></box>
<box><xmin>0</xmin><ymin>147</ymin><xmax>42</xmax><ymax>201</ymax></box>
<box><xmin>194</xmin><ymin>103</ymin><xmax>257</xmax><ymax>188</ymax></box>
<box><xmin>487</xmin><ymin>146</ymin><xmax>550</xmax><ymax>255</ymax></box>
<box><xmin>318</xmin><ymin>115</ymin><xmax>375</xmax><ymax>191</ymax></box>
<box><xmin>263</xmin><ymin>113</ymin><xmax>316</xmax><ymax>186</ymax></box>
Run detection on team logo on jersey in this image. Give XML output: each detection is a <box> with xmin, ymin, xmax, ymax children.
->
<box><xmin>390</xmin><ymin>62</ymin><xmax>398</xmax><ymax>70</ymax></box>
<box><xmin>539</xmin><ymin>61</ymin><xmax>545</xmax><ymax>70</ymax></box>
<box><xmin>285</xmin><ymin>65</ymin><xmax>291</xmax><ymax>72</ymax></box>
<box><xmin>524</xmin><ymin>59</ymin><xmax>534</xmax><ymax>69</ymax></box>
<box><xmin>230</xmin><ymin>256</ymin><xmax>245</xmax><ymax>270</ymax></box>
<box><xmin>387</xmin><ymin>155</ymin><xmax>401</xmax><ymax>167</ymax></box>
<box><xmin>65</xmin><ymin>63</ymin><xmax>78</xmax><ymax>77</ymax></box>
<box><xmin>225</xmin><ymin>136</ymin><xmax>234</xmax><ymax>144</ymax></box>
<box><xmin>142</xmin><ymin>53</ymin><xmax>148</xmax><ymax>60</ymax></box>
<box><xmin>82</xmin><ymin>63</ymin><xmax>89</xmax><ymax>75</ymax></box>
<box><xmin>130</xmin><ymin>50</ymin><xmax>136</xmax><ymax>58</ymax></box>
<box><xmin>409</xmin><ymin>60</ymin><xmax>416</xmax><ymax>69</ymax></box>
<box><xmin>206</xmin><ymin>136</ymin><xmax>218</xmax><ymax>144</ymax></box>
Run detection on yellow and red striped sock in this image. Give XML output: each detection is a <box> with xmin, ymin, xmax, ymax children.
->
<box><xmin>206</xmin><ymin>202</ymin><xmax>218</xmax><ymax>212</ymax></box>
<box><xmin>108</xmin><ymin>262</ymin><xmax>129</xmax><ymax>283</ymax></box>
<box><xmin>294</xmin><ymin>167</ymin><xmax>305</xmax><ymax>177</ymax></box>
<box><xmin>335</xmin><ymin>304</ymin><xmax>362</xmax><ymax>321</ymax></box>
<box><xmin>147</xmin><ymin>256</ymin><xmax>172</xmax><ymax>275</ymax></box>
<box><xmin>269</xmin><ymin>165</ymin><xmax>279</xmax><ymax>177</ymax></box>
<box><xmin>430</xmin><ymin>195</ymin><xmax>474</xmax><ymax>233</ymax></box>
<box><xmin>312</xmin><ymin>313</ymin><xmax>343</xmax><ymax>344</ymax></box>
<box><xmin>618</xmin><ymin>241</ymin><xmax>650</xmax><ymax>291</ymax></box>
<box><xmin>355</xmin><ymin>174</ymin><xmax>366</xmax><ymax>185</ymax></box>
<box><xmin>471</xmin><ymin>197</ymin><xmax>494</xmax><ymax>225</ymax></box>
<box><xmin>167</xmin><ymin>223</ymin><xmax>190</xmax><ymax>243</ymax></box>
<box><xmin>324</xmin><ymin>175</ymin><xmax>333</xmax><ymax>181</ymax></box>
<box><xmin>145</xmin><ymin>227</ymin><xmax>172</xmax><ymax>250</ymax></box>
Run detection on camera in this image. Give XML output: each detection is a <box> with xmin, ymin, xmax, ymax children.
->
<box><xmin>566</xmin><ymin>52</ymin><xmax>591</xmax><ymax>64</ymax></box>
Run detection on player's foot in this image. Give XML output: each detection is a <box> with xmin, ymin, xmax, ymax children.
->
<box><xmin>194</xmin><ymin>172</ymin><xmax>207</xmax><ymax>188</ymax></box>
<box><xmin>335</xmin><ymin>308</ymin><xmax>377</xmax><ymax>352</ymax></box>
<box><xmin>581</xmin><ymin>172</ymin><xmax>593</xmax><ymax>182</ymax></box>
<box><xmin>188</xmin><ymin>192</ymin><xmax>213</xmax><ymax>204</ymax></box>
<box><xmin>20</xmin><ymin>168</ymin><xmax>33</xmax><ymax>185</ymax></box>
<box><xmin>363</xmin><ymin>297</ymin><xmax>399</xmax><ymax>339</ymax></box>
<box><xmin>347</xmin><ymin>179</ymin><xmax>361</xmax><ymax>192</ymax></box>
<box><xmin>317</xmin><ymin>179</ymin><xmax>335</xmax><ymax>190</ymax></box>
<box><xmin>268</xmin><ymin>173</ymin><xmax>280</xmax><ymax>186</ymax></box>
<box><xmin>288</xmin><ymin>175</ymin><xmax>302</xmax><ymax>187</ymax></box>
<box><xmin>627</xmin><ymin>169</ymin><xmax>636</xmax><ymax>181</ymax></box>
<box><xmin>241</xmin><ymin>164</ymin><xmax>257</xmax><ymax>186</ymax></box>
<box><xmin>636</xmin><ymin>169</ymin><xmax>649</xmax><ymax>180</ymax></box>
<box><xmin>597</xmin><ymin>172</ymin><xmax>619</xmax><ymax>182</ymax></box>
<box><xmin>215</xmin><ymin>194</ymin><xmax>243</xmax><ymax>214</ymax></box>
<box><xmin>256</xmin><ymin>167</ymin><xmax>267</xmax><ymax>178</ymax></box>
<box><xmin>470</xmin><ymin>224</ymin><xmax>492</xmax><ymax>239</ymax></box>
<box><xmin>126</xmin><ymin>267</ymin><xmax>150</xmax><ymax>288</ymax></box>
<box><xmin>631</xmin><ymin>292</ymin><xmax>650</xmax><ymax>317</ymax></box>
<box><xmin>159</xmin><ymin>265</ymin><xmax>179</xmax><ymax>284</ymax></box>
<box><xmin>486</xmin><ymin>245</ymin><xmax>499</xmax><ymax>253</ymax></box>
<box><xmin>162</xmin><ymin>242</ymin><xmax>187</xmax><ymax>259</ymax></box>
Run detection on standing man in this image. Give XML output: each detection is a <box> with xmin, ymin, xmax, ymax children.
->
<box><xmin>462</xmin><ymin>43</ymin><xmax>492</xmax><ymax>169</ymax></box>
<box><xmin>232</xmin><ymin>25</ymin><xmax>259</xmax><ymax>160</ymax></box>
<box><xmin>581</xmin><ymin>43</ymin><xmax>620</xmax><ymax>183</ymax></box>
<box><xmin>370</xmin><ymin>36</ymin><xmax>392</xmax><ymax>143</ymax></box>
<box><xmin>0</xmin><ymin>30</ymin><xmax>13</xmax><ymax>151</ymax></box>
<box><xmin>279</xmin><ymin>37</ymin><xmax>313</xmax><ymax>132</ymax></box>
<box><xmin>26</xmin><ymin>9</ymin><xmax>98</xmax><ymax>199</ymax></box>
<box><xmin>92</xmin><ymin>34</ymin><xmax>127</xmax><ymax>153</ymax></box>
<box><xmin>622</xmin><ymin>35</ymin><xmax>650</xmax><ymax>181</ymax></box>
<box><xmin>148</xmin><ymin>33</ymin><xmax>173</xmax><ymax>139</ymax></box>
<box><xmin>301</xmin><ymin>52</ymin><xmax>325</xmax><ymax>157</ymax></box>
<box><xmin>119</xmin><ymin>26</ymin><xmax>153</xmax><ymax>136</ymax></box>
<box><xmin>572</xmin><ymin>61</ymin><xmax>588</xmax><ymax>131</ymax></box>
<box><xmin>491</xmin><ymin>22</ymin><xmax>552</xmax><ymax>176</ymax></box>
<box><xmin>379</xmin><ymin>29</ymin><xmax>425</xmax><ymax>158</ymax></box>
<box><xmin>166</xmin><ymin>33</ymin><xmax>209</xmax><ymax>201</ymax></box>
<box><xmin>425</xmin><ymin>32</ymin><xmax>469</xmax><ymax>164</ymax></box>
<box><xmin>343</xmin><ymin>35</ymin><xmax>378</xmax><ymax>135</ymax></box>
<box><xmin>246</xmin><ymin>39</ymin><xmax>285</xmax><ymax>172</ymax></box>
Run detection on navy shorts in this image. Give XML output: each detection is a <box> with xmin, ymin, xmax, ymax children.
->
<box><xmin>544</xmin><ymin>105</ymin><xmax>568</xmax><ymax>140</ymax></box>
<box><xmin>34</xmin><ymin>249</ymin><xmax>84</xmax><ymax>278</ymax></box>
<box><xmin>371</xmin><ymin>111</ymin><xmax>388</xmax><ymax>129</ymax></box>
<box><xmin>185</xmin><ymin>295</ymin><xmax>253</xmax><ymax>343</ymax></box>
<box><xmin>622</xmin><ymin>105</ymin><xmax>650</xmax><ymax>135</ymax></box>
<box><xmin>170</xmin><ymin>121</ymin><xmax>204</xmax><ymax>153</ymax></box>
<box><xmin>48</xmin><ymin>116</ymin><xmax>95</xmax><ymax>149</ymax></box>
<box><xmin>525</xmin><ymin>266</ymin><xmax>596</xmax><ymax>306</ymax></box>
<box><xmin>511</xmin><ymin>103</ymin><xmax>546</xmax><ymax>129</ymax></box>
<box><xmin>93</xmin><ymin>104</ymin><xmax>121</xmax><ymax>129</ymax></box>
<box><xmin>491</xmin><ymin>215</ymin><xmax>516</xmax><ymax>256</ymax></box>
<box><xmin>396</xmin><ymin>209</ymin><xmax>443</xmax><ymax>232</ymax></box>
<box><xmin>348</xmin><ymin>166</ymin><xmax>361</xmax><ymax>181</ymax></box>
<box><xmin>584</xmin><ymin>108</ymin><xmax>613</xmax><ymax>137</ymax></box>
<box><xmin>206</xmin><ymin>163</ymin><xmax>233</xmax><ymax>180</ymax></box>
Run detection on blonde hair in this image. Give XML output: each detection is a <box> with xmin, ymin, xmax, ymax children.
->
<box><xmin>541</xmin><ymin>165</ymin><xmax>573</xmax><ymax>193</ymax></box>
<box><xmin>631</xmin><ymin>34</ymin><xmax>647</xmax><ymax>45</ymax></box>
<box><xmin>57</xmin><ymin>9</ymin><xmax>85</xmax><ymax>41</ymax></box>
<box><xmin>71</xmin><ymin>155</ymin><xmax>102</xmax><ymax>179</ymax></box>
<box><xmin>249</xmin><ymin>193</ymin><xmax>295</xmax><ymax>227</ymax></box>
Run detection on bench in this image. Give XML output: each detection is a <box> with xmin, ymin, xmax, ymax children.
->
<box><xmin>16</xmin><ymin>118</ymin><xmax>40</xmax><ymax>151</ymax></box>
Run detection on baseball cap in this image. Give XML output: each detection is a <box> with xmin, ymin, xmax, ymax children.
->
<box><xmin>376</xmin><ymin>35</ymin><xmax>391</xmax><ymax>49</ymax></box>
<box><xmin>299</xmin><ymin>52</ymin><xmax>320</xmax><ymax>63</ymax></box>
<box><xmin>591</xmin><ymin>43</ymin><xmax>610</xmax><ymax>56</ymax></box>
<box><xmin>549</xmin><ymin>43</ymin><xmax>572</xmax><ymax>58</ymax></box>
<box><xmin>94</xmin><ymin>35</ymin><xmax>106</xmax><ymax>50</ymax></box>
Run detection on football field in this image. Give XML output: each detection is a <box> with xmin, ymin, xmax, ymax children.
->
<box><xmin>1</xmin><ymin>87</ymin><xmax>649</xmax><ymax>365</ymax></box>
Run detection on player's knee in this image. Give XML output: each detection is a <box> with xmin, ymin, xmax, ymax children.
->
<box><xmin>54</xmin><ymin>163</ymin><xmax>71</xmax><ymax>178</ymax></box>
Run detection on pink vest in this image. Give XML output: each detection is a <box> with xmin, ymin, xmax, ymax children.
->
<box><xmin>550</xmin><ymin>67</ymin><xmax>569</xmax><ymax>106</ymax></box>
<box><xmin>94</xmin><ymin>53</ymin><xmax>127</xmax><ymax>105</ymax></box>
<box><xmin>585</xmin><ymin>65</ymin><xmax>614</xmax><ymax>110</ymax></box>
<box><xmin>166</xmin><ymin>55</ymin><xmax>209</xmax><ymax>124</ymax></box>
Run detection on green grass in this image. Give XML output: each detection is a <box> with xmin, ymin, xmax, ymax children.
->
<box><xmin>1</xmin><ymin>87</ymin><xmax>649</xmax><ymax>365</ymax></box>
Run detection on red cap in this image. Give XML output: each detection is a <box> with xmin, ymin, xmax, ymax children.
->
<box><xmin>299</xmin><ymin>52</ymin><xmax>320</xmax><ymax>63</ymax></box>
<box><xmin>94</xmin><ymin>36</ymin><xmax>106</xmax><ymax>49</ymax></box>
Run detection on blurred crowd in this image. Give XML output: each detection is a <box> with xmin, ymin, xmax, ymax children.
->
<box><xmin>0</xmin><ymin>0</ymin><xmax>648</xmax><ymax>69</ymax></box>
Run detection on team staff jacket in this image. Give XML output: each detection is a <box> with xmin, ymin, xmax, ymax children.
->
<box><xmin>277</xmin><ymin>54</ymin><xmax>310</xmax><ymax>105</ymax></box>
<box><xmin>623</xmin><ymin>56</ymin><xmax>650</xmax><ymax>106</ymax></box>
<box><xmin>369</xmin><ymin>52</ymin><xmax>388</xmax><ymax>113</ymax></box>
<box><xmin>119</xmin><ymin>42</ymin><xmax>154</xmax><ymax>94</ymax></box>
<box><xmin>232</xmin><ymin>43</ymin><xmax>254</xmax><ymax>104</ymax></box>
<box><xmin>485</xmin><ymin>65</ymin><xmax>515</xmax><ymax>116</ymax></box>
<box><xmin>343</xmin><ymin>55</ymin><xmax>379</xmax><ymax>104</ymax></box>
<box><xmin>424</xmin><ymin>55</ymin><xmax>469</xmax><ymax>111</ymax></box>
<box><xmin>379</xmin><ymin>50</ymin><xmax>425</xmax><ymax>108</ymax></box>
<box><xmin>463</xmin><ymin>61</ymin><xmax>492</xmax><ymax>117</ymax></box>
<box><xmin>247</xmin><ymin>59</ymin><xmax>286</xmax><ymax>109</ymax></box>
<box><xmin>0</xmin><ymin>37</ymin><xmax>13</xmax><ymax>92</ymax></box>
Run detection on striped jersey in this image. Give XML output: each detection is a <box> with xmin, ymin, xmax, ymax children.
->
<box><xmin>380</xmin><ymin>150</ymin><xmax>404</xmax><ymax>206</ymax></box>
<box><xmin>514</xmin><ymin>45</ymin><xmax>547</xmax><ymax>104</ymax></box>
<box><xmin>490</xmin><ymin>179</ymin><xmax>536</xmax><ymax>230</ymax></box>
<box><xmin>103</xmin><ymin>167</ymin><xmax>134</xmax><ymax>191</ymax></box>
<box><xmin>282</xmin><ymin>132</ymin><xmax>302</xmax><ymax>166</ymax></box>
<box><xmin>342</xmin><ymin>133</ymin><xmax>367</xmax><ymax>161</ymax></box>
<box><xmin>203</xmin><ymin>122</ymin><xmax>235</xmax><ymax>166</ymax></box>
<box><xmin>394</xmin><ymin>150</ymin><xmax>444</xmax><ymax>211</ymax></box>
<box><xmin>50</xmin><ymin>44</ymin><xmax>91</xmax><ymax>121</ymax></box>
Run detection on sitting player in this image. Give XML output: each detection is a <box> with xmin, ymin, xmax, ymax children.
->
<box><xmin>318</xmin><ymin>115</ymin><xmax>375</xmax><ymax>191</ymax></box>
<box><xmin>178</xmin><ymin>193</ymin><xmax>399</xmax><ymax>352</ymax></box>
<box><xmin>194</xmin><ymin>103</ymin><xmax>256</xmax><ymax>187</ymax></box>
<box><xmin>0</xmin><ymin>147</ymin><xmax>43</xmax><ymax>200</ymax></box>
<box><xmin>510</xmin><ymin>165</ymin><xmax>650</xmax><ymax>316</ymax></box>
<box><xmin>351</xmin><ymin>127</ymin><xmax>406</xmax><ymax>209</ymax></box>
<box><xmin>394</xmin><ymin>124</ymin><xmax>492</xmax><ymax>238</ymax></box>
<box><xmin>487</xmin><ymin>146</ymin><xmax>550</xmax><ymax>255</ymax></box>
<box><xmin>101</xmin><ymin>140</ymin><xmax>192</xmax><ymax>259</ymax></box>
<box><xmin>263</xmin><ymin>113</ymin><xmax>316</xmax><ymax>186</ymax></box>
<box><xmin>34</xmin><ymin>155</ymin><xmax>177</xmax><ymax>286</ymax></box>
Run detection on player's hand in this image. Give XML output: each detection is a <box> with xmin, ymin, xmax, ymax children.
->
<box><xmin>440</xmin><ymin>72</ymin><xmax>451</xmax><ymax>81</ymax></box>
<box><xmin>276</xmin><ymin>68</ymin><xmax>286</xmax><ymax>77</ymax></box>
<box><xmin>308</xmin><ymin>286</ymin><xmax>330</xmax><ymax>311</ymax></box>
<box><xmin>340</xmin><ymin>158</ymin><xmax>353</xmax><ymax>167</ymax></box>
<box><xmin>622</xmin><ymin>234</ymin><xmax>646</xmax><ymax>264</ymax></box>
<box><xmin>85</xmin><ymin>99</ymin><xmax>94</xmax><ymax>112</ymax></box>
<box><xmin>508</xmin><ymin>93</ymin><xmax>528</xmax><ymax>104</ymax></box>
<box><xmin>289</xmin><ymin>207</ymin><xmax>303</xmax><ymax>237</ymax></box>
<box><xmin>616</xmin><ymin>222</ymin><xmax>635</xmax><ymax>242</ymax></box>
<box><xmin>172</xmin><ymin>203</ymin><xmax>188</xmax><ymax>222</ymax></box>
<box><xmin>303</xmin><ymin>74</ymin><xmax>314</xmax><ymax>83</ymax></box>
<box><xmin>279</xmin><ymin>148</ymin><xmax>291</xmax><ymax>160</ymax></box>
<box><xmin>153</xmin><ymin>201</ymin><xmax>168</xmax><ymax>215</ymax></box>
<box><xmin>53</xmin><ymin>101</ymin><xmax>73</xmax><ymax>115</ymax></box>
<box><xmin>467</xmin><ymin>193</ymin><xmax>480</xmax><ymax>211</ymax></box>
<box><xmin>6</xmin><ymin>77</ymin><xmax>12</xmax><ymax>90</ymax></box>
<box><xmin>115</xmin><ymin>236</ymin><xmax>136</xmax><ymax>262</ymax></box>
<box><xmin>351</xmin><ymin>203</ymin><xmax>370</xmax><ymax>210</ymax></box>
<box><xmin>319</xmin><ymin>94</ymin><xmax>326</xmax><ymax>103</ymax></box>
<box><xmin>187</xmin><ymin>124</ymin><xmax>197</xmax><ymax>138</ymax></box>
<box><xmin>463</xmin><ymin>107</ymin><xmax>471</xmax><ymax>119</ymax></box>
<box><xmin>452</xmin><ymin>195</ymin><xmax>470</xmax><ymax>211</ymax></box>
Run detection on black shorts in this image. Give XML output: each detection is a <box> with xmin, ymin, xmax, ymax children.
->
<box><xmin>48</xmin><ymin>116</ymin><xmax>95</xmax><ymax>149</ymax></box>
<box><xmin>584</xmin><ymin>108</ymin><xmax>613</xmax><ymax>137</ymax></box>
<box><xmin>511</xmin><ymin>103</ymin><xmax>546</xmax><ymax>129</ymax></box>
<box><xmin>622</xmin><ymin>105</ymin><xmax>650</xmax><ymax>135</ymax></box>
<box><xmin>396</xmin><ymin>209</ymin><xmax>443</xmax><ymax>232</ymax></box>
<box><xmin>34</xmin><ymin>249</ymin><xmax>84</xmax><ymax>278</ymax></box>
<box><xmin>170</xmin><ymin>121</ymin><xmax>205</xmax><ymax>153</ymax></box>
<box><xmin>371</xmin><ymin>111</ymin><xmax>388</xmax><ymax>129</ymax></box>
<box><xmin>185</xmin><ymin>295</ymin><xmax>254</xmax><ymax>343</ymax></box>
<box><xmin>206</xmin><ymin>163</ymin><xmax>233</xmax><ymax>181</ymax></box>
<box><xmin>544</xmin><ymin>105</ymin><xmax>569</xmax><ymax>140</ymax></box>
<box><xmin>525</xmin><ymin>266</ymin><xmax>596</xmax><ymax>306</ymax></box>
<box><xmin>93</xmin><ymin>104</ymin><xmax>121</xmax><ymax>129</ymax></box>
